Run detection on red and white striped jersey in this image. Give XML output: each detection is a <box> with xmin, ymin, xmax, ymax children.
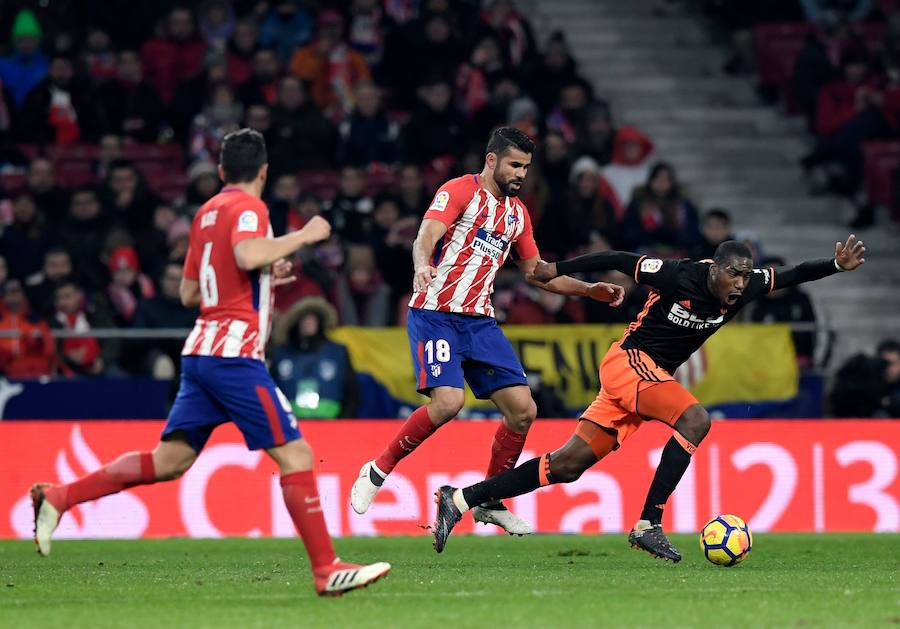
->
<box><xmin>181</xmin><ymin>187</ymin><xmax>274</xmax><ymax>360</ymax></box>
<box><xmin>409</xmin><ymin>174</ymin><xmax>540</xmax><ymax>317</ymax></box>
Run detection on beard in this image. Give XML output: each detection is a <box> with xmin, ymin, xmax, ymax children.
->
<box><xmin>494</xmin><ymin>173</ymin><xmax>523</xmax><ymax>197</ymax></box>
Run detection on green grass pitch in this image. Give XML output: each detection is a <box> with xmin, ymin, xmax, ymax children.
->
<box><xmin>1</xmin><ymin>534</ymin><xmax>898</xmax><ymax>628</ymax></box>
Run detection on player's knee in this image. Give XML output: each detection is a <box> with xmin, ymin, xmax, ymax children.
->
<box><xmin>429</xmin><ymin>389</ymin><xmax>464</xmax><ymax>424</ymax></box>
<box><xmin>157</xmin><ymin>457</ymin><xmax>194</xmax><ymax>481</ymax></box>
<box><xmin>505</xmin><ymin>398</ymin><xmax>536</xmax><ymax>433</ymax></box>
<box><xmin>674</xmin><ymin>405</ymin><xmax>710</xmax><ymax>445</ymax></box>
<box><xmin>549</xmin><ymin>455</ymin><xmax>587</xmax><ymax>484</ymax></box>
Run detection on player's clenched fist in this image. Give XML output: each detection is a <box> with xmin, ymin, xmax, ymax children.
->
<box><xmin>413</xmin><ymin>265</ymin><xmax>437</xmax><ymax>291</ymax></box>
<box><xmin>587</xmin><ymin>282</ymin><xmax>625</xmax><ymax>307</ymax></box>
<box><xmin>302</xmin><ymin>215</ymin><xmax>332</xmax><ymax>243</ymax></box>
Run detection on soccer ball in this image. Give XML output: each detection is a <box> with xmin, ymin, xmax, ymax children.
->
<box><xmin>699</xmin><ymin>514</ymin><xmax>752</xmax><ymax>567</ymax></box>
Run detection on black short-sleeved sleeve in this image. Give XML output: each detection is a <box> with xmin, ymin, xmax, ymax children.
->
<box><xmin>743</xmin><ymin>267</ymin><xmax>775</xmax><ymax>302</ymax></box>
<box><xmin>633</xmin><ymin>256</ymin><xmax>681</xmax><ymax>291</ymax></box>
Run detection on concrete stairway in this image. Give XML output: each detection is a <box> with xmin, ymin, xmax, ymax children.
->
<box><xmin>522</xmin><ymin>0</ymin><xmax>900</xmax><ymax>368</ymax></box>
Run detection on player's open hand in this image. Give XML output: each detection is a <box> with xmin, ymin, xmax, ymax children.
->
<box><xmin>587</xmin><ymin>282</ymin><xmax>625</xmax><ymax>307</ymax></box>
<box><xmin>532</xmin><ymin>260</ymin><xmax>558</xmax><ymax>282</ymax></box>
<box><xmin>302</xmin><ymin>216</ymin><xmax>332</xmax><ymax>244</ymax></box>
<box><xmin>835</xmin><ymin>234</ymin><xmax>866</xmax><ymax>271</ymax></box>
<box><xmin>272</xmin><ymin>258</ymin><xmax>296</xmax><ymax>287</ymax></box>
<box><xmin>413</xmin><ymin>265</ymin><xmax>437</xmax><ymax>292</ymax></box>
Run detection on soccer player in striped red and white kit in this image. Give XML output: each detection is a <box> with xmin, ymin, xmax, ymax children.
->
<box><xmin>350</xmin><ymin>127</ymin><xmax>625</xmax><ymax>533</ymax></box>
<box><xmin>31</xmin><ymin>129</ymin><xmax>390</xmax><ymax>596</ymax></box>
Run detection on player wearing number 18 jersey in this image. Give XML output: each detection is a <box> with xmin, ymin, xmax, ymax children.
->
<box><xmin>30</xmin><ymin>129</ymin><xmax>390</xmax><ymax>596</ymax></box>
<box><xmin>433</xmin><ymin>236</ymin><xmax>867</xmax><ymax>558</ymax></box>
<box><xmin>350</xmin><ymin>127</ymin><xmax>625</xmax><ymax>535</ymax></box>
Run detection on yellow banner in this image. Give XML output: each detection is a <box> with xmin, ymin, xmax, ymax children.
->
<box><xmin>331</xmin><ymin>324</ymin><xmax>798</xmax><ymax>410</ymax></box>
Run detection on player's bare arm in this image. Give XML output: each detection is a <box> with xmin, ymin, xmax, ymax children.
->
<box><xmin>179</xmin><ymin>277</ymin><xmax>201</xmax><ymax>308</ymax></box>
<box><xmin>412</xmin><ymin>218</ymin><xmax>449</xmax><ymax>292</ymax></box>
<box><xmin>233</xmin><ymin>215</ymin><xmax>332</xmax><ymax>270</ymax></box>
<box><xmin>768</xmin><ymin>234</ymin><xmax>866</xmax><ymax>292</ymax></box>
<box><xmin>518</xmin><ymin>256</ymin><xmax>625</xmax><ymax>306</ymax></box>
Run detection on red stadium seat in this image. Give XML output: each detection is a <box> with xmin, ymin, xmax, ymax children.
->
<box><xmin>753</xmin><ymin>22</ymin><xmax>812</xmax><ymax>88</ymax></box>
<box><xmin>862</xmin><ymin>141</ymin><xmax>900</xmax><ymax>220</ymax></box>
<box><xmin>46</xmin><ymin>144</ymin><xmax>99</xmax><ymax>163</ymax></box>
<box><xmin>297</xmin><ymin>169</ymin><xmax>339</xmax><ymax>201</ymax></box>
<box><xmin>0</xmin><ymin>172</ymin><xmax>27</xmax><ymax>194</ymax></box>
<box><xmin>365</xmin><ymin>168</ymin><xmax>396</xmax><ymax>196</ymax></box>
<box><xmin>54</xmin><ymin>160</ymin><xmax>97</xmax><ymax>188</ymax></box>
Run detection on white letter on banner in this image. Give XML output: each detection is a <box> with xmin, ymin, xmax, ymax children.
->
<box><xmin>649</xmin><ymin>446</ymin><xmax>697</xmax><ymax>533</ymax></box>
<box><xmin>179</xmin><ymin>445</ymin><xmax>263</xmax><ymax>538</ymax></box>
<box><xmin>270</xmin><ymin>473</ymin><xmax>342</xmax><ymax>537</ymax></box>
<box><xmin>427</xmin><ymin>471</ymin><xmax>502</xmax><ymax>536</ymax></box>
<box><xmin>835</xmin><ymin>441</ymin><xmax>899</xmax><ymax>531</ymax></box>
<box><xmin>347</xmin><ymin>473</ymin><xmax>419</xmax><ymax>535</ymax></box>
<box><xmin>731</xmin><ymin>443</ymin><xmax>797</xmax><ymax>532</ymax></box>
<box><xmin>559</xmin><ymin>472</ymin><xmax>623</xmax><ymax>533</ymax></box>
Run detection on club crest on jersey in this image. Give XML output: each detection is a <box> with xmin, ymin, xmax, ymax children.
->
<box><xmin>506</xmin><ymin>212</ymin><xmax>518</xmax><ymax>226</ymax></box>
<box><xmin>237</xmin><ymin>210</ymin><xmax>259</xmax><ymax>232</ymax></box>
<box><xmin>429</xmin><ymin>191</ymin><xmax>450</xmax><ymax>212</ymax></box>
<box><xmin>640</xmin><ymin>258</ymin><xmax>663</xmax><ymax>274</ymax></box>
<box><xmin>473</xmin><ymin>228</ymin><xmax>509</xmax><ymax>261</ymax></box>
<box><xmin>667</xmin><ymin>301</ymin><xmax>725</xmax><ymax>330</ymax></box>
<box><xmin>431</xmin><ymin>364</ymin><xmax>442</xmax><ymax>378</ymax></box>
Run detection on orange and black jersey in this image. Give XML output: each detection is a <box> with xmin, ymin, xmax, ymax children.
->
<box><xmin>556</xmin><ymin>251</ymin><xmax>842</xmax><ymax>375</ymax></box>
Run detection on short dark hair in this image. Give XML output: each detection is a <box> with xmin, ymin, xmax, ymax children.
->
<box><xmin>713</xmin><ymin>240</ymin><xmax>753</xmax><ymax>265</ymax></box>
<box><xmin>877</xmin><ymin>339</ymin><xmax>900</xmax><ymax>355</ymax></box>
<box><xmin>45</xmin><ymin>246</ymin><xmax>70</xmax><ymax>260</ymax></box>
<box><xmin>704</xmin><ymin>208</ymin><xmax>731</xmax><ymax>223</ymax></box>
<box><xmin>220</xmin><ymin>128</ymin><xmax>267</xmax><ymax>184</ymax></box>
<box><xmin>486</xmin><ymin>126</ymin><xmax>535</xmax><ymax>158</ymax></box>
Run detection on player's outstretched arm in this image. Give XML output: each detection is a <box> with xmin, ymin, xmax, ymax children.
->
<box><xmin>233</xmin><ymin>216</ymin><xmax>332</xmax><ymax>271</ymax></box>
<box><xmin>519</xmin><ymin>256</ymin><xmax>625</xmax><ymax>306</ymax></box>
<box><xmin>770</xmin><ymin>234</ymin><xmax>866</xmax><ymax>291</ymax></box>
<box><xmin>411</xmin><ymin>218</ymin><xmax>449</xmax><ymax>292</ymax></box>
<box><xmin>532</xmin><ymin>251</ymin><xmax>643</xmax><ymax>282</ymax></box>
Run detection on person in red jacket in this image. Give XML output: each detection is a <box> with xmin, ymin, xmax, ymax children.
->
<box><xmin>140</xmin><ymin>7</ymin><xmax>207</xmax><ymax>104</ymax></box>
<box><xmin>0</xmin><ymin>279</ymin><xmax>56</xmax><ymax>379</ymax></box>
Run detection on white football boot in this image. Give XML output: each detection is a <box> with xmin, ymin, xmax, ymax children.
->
<box><xmin>350</xmin><ymin>461</ymin><xmax>386</xmax><ymax>514</ymax></box>
<box><xmin>30</xmin><ymin>483</ymin><xmax>61</xmax><ymax>556</ymax></box>
<box><xmin>472</xmin><ymin>505</ymin><xmax>534</xmax><ymax>536</ymax></box>
<box><xmin>314</xmin><ymin>559</ymin><xmax>391</xmax><ymax>596</ymax></box>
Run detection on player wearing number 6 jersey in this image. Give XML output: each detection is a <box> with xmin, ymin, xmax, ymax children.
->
<box><xmin>350</xmin><ymin>127</ymin><xmax>625</xmax><ymax>535</ymax></box>
<box><xmin>30</xmin><ymin>129</ymin><xmax>390</xmax><ymax>596</ymax></box>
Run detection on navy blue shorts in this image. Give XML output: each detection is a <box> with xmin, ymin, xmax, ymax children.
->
<box><xmin>407</xmin><ymin>308</ymin><xmax>528</xmax><ymax>399</ymax></box>
<box><xmin>162</xmin><ymin>356</ymin><xmax>301</xmax><ymax>452</ymax></box>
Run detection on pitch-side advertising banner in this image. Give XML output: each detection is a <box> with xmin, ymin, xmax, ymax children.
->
<box><xmin>2</xmin><ymin>420</ymin><xmax>896</xmax><ymax>539</ymax></box>
<box><xmin>331</xmin><ymin>324</ymin><xmax>799</xmax><ymax>410</ymax></box>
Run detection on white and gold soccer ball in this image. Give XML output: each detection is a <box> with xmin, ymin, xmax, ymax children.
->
<box><xmin>700</xmin><ymin>514</ymin><xmax>753</xmax><ymax>567</ymax></box>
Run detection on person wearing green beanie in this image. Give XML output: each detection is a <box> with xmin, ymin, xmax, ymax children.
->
<box><xmin>0</xmin><ymin>9</ymin><xmax>49</xmax><ymax>107</ymax></box>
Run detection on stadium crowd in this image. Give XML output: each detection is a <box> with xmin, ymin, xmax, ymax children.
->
<box><xmin>0</xmin><ymin>0</ymin><xmax>895</xmax><ymax>418</ymax></box>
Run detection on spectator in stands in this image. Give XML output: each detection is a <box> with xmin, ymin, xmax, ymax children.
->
<box><xmin>184</xmin><ymin>160</ymin><xmax>222</xmax><ymax>211</ymax></box>
<box><xmin>562</xmin><ymin>156</ymin><xmax>622</xmax><ymax>251</ymax></box>
<box><xmin>27</xmin><ymin>158</ymin><xmax>69</xmax><ymax>223</ymax></box>
<box><xmin>198</xmin><ymin>0</ymin><xmax>235</xmax><ymax>50</ymax></box>
<box><xmin>456</xmin><ymin>35</ymin><xmax>508</xmax><ymax>118</ymax></box>
<box><xmin>168</xmin><ymin>51</ymin><xmax>229</xmax><ymax>143</ymax></box>
<box><xmin>102</xmin><ymin>160</ymin><xmax>162</xmax><ymax>235</ymax></box>
<box><xmin>396</xmin><ymin>163</ymin><xmax>429</xmax><ymax>216</ymax></box>
<box><xmin>545</xmin><ymin>78</ymin><xmax>594</xmax><ymax>145</ymax></box>
<box><xmin>131</xmin><ymin>261</ymin><xmax>198</xmax><ymax>377</ymax></box>
<box><xmin>505</xmin><ymin>285</ymin><xmax>586</xmax><ymax>325</ymax></box>
<box><xmin>798</xmin><ymin>0</ymin><xmax>873</xmax><ymax>24</ymax></box>
<box><xmin>337</xmin><ymin>81</ymin><xmax>401</xmax><ymax>167</ymax></box>
<box><xmin>226</xmin><ymin>18</ymin><xmax>259</xmax><ymax>88</ymax></box>
<box><xmin>188</xmin><ymin>83</ymin><xmax>243</xmax><ymax>165</ymax></box>
<box><xmin>750</xmin><ymin>255</ymin><xmax>820</xmax><ymax>369</ymax></box>
<box><xmin>0</xmin><ymin>278</ymin><xmax>56</xmax><ymax>378</ymax></box>
<box><xmin>165</xmin><ymin>217</ymin><xmax>192</xmax><ymax>263</ymax></box>
<box><xmin>106</xmin><ymin>245</ymin><xmax>155</xmax><ymax>327</ymax></box>
<box><xmin>478</xmin><ymin>0</ymin><xmax>536</xmax><ymax>68</ymax></box>
<box><xmin>134</xmin><ymin>204</ymin><xmax>177</xmax><ymax>278</ymax></box>
<box><xmin>268</xmin><ymin>75</ymin><xmax>336</xmax><ymax>173</ymax></box>
<box><xmin>96</xmin><ymin>50</ymin><xmax>163</xmax><ymax>142</ymax></box>
<box><xmin>19</xmin><ymin>52</ymin><xmax>105</xmax><ymax>145</ymax></box>
<box><xmin>691</xmin><ymin>208</ymin><xmax>735</xmax><ymax>260</ymax></box>
<box><xmin>394</xmin><ymin>11</ymin><xmax>461</xmax><ymax>109</ymax></box>
<box><xmin>287</xmin><ymin>193</ymin><xmax>325</xmax><ymax>235</ymax></box>
<box><xmin>603</xmin><ymin>125</ymin><xmax>655</xmax><ymax>210</ymax></box>
<box><xmin>0</xmin><ymin>9</ymin><xmax>48</xmax><ymax>108</ymax></box>
<box><xmin>266</xmin><ymin>173</ymin><xmax>301</xmax><ymax>235</ymax></box>
<box><xmin>289</xmin><ymin>10</ymin><xmax>372</xmax><ymax>119</ymax></box>
<box><xmin>0</xmin><ymin>192</ymin><xmax>52</xmax><ymax>281</ymax></box>
<box><xmin>403</xmin><ymin>75</ymin><xmax>466</xmax><ymax>165</ymax></box>
<box><xmin>621</xmin><ymin>162</ymin><xmax>701</xmax><ymax>254</ymax></box>
<box><xmin>468</xmin><ymin>72</ymin><xmax>521</xmax><ymax>143</ymax></box>
<box><xmin>25</xmin><ymin>247</ymin><xmax>73</xmax><ymax>319</ymax></box>
<box><xmin>244</xmin><ymin>103</ymin><xmax>274</xmax><ymax>146</ymax></box>
<box><xmin>328</xmin><ymin>166</ymin><xmax>375</xmax><ymax>243</ymax></box>
<box><xmin>507</xmin><ymin>95</ymin><xmax>540</xmax><ymax>140</ymax></box>
<box><xmin>236</xmin><ymin>47</ymin><xmax>281</xmax><ymax>107</ymax></box>
<box><xmin>877</xmin><ymin>339</ymin><xmax>900</xmax><ymax>417</ymax></box>
<box><xmin>334</xmin><ymin>244</ymin><xmax>390</xmax><ymax>326</ymax></box>
<box><xmin>347</xmin><ymin>0</ymin><xmax>392</xmax><ymax>70</ymax></box>
<box><xmin>82</xmin><ymin>27</ymin><xmax>117</xmax><ymax>84</ymax></box>
<box><xmin>258</xmin><ymin>0</ymin><xmax>315</xmax><ymax>65</ymax></box>
<box><xmin>528</xmin><ymin>31</ymin><xmax>579</xmax><ymax>114</ymax></box>
<box><xmin>141</xmin><ymin>6</ymin><xmax>207</xmax><ymax>103</ymax></box>
<box><xmin>0</xmin><ymin>256</ymin><xmax>6</xmax><ymax>286</ymax></box>
<box><xmin>790</xmin><ymin>19</ymin><xmax>859</xmax><ymax>122</ymax></box>
<box><xmin>576</xmin><ymin>101</ymin><xmax>615</xmax><ymax>166</ymax></box>
<box><xmin>271</xmin><ymin>296</ymin><xmax>359</xmax><ymax>419</ymax></box>
<box><xmin>58</xmin><ymin>188</ymin><xmax>110</xmax><ymax>292</ymax></box>
<box><xmin>51</xmin><ymin>280</ymin><xmax>114</xmax><ymax>376</ymax></box>
<box><xmin>369</xmin><ymin>195</ymin><xmax>418</xmax><ymax>319</ymax></box>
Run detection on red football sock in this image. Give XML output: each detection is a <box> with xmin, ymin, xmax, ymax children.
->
<box><xmin>374</xmin><ymin>405</ymin><xmax>437</xmax><ymax>475</ymax></box>
<box><xmin>281</xmin><ymin>471</ymin><xmax>337</xmax><ymax>570</ymax></box>
<box><xmin>44</xmin><ymin>451</ymin><xmax>156</xmax><ymax>513</ymax></box>
<box><xmin>486</xmin><ymin>423</ymin><xmax>528</xmax><ymax>478</ymax></box>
